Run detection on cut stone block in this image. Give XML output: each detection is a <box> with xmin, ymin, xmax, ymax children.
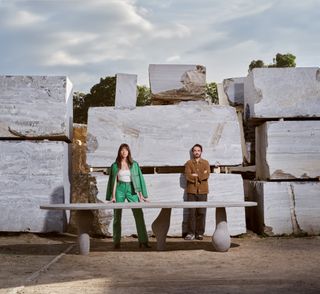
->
<box><xmin>87</xmin><ymin>101</ymin><xmax>242</xmax><ymax>167</ymax></box>
<box><xmin>217</xmin><ymin>83</ymin><xmax>229</xmax><ymax>106</ymax></box>
<box><xmin>0</xmin><ymin>141</ymin><xmax>70</xmax><ymax>232</ymax></box>
<box><xmin>0</xmin><ymin>75</ymin><xmax>73</xmax><ymax>140</ymax></box>
<box><xmin>223</xmin><ymin>77</ymin><xmax>246</xmax><ymax>106</ymax></box>
<box><xmin>115</xmin><ymin>73</ymin><xmax>137</xmax><ymax>109</ymax></box>
<box><xmin>245</xmin><ymin>180</ymin><xmax>320</xmax><ymax>235</ymax></box>
<box><xmin>149</xmin><ymin>64</ymin><xmax>206</xmax><ymax>101</ymax></box>
<box><xmin>256</xmin><ymin>121</ymin><xmax>320</xmax><ymax>180</ymax></box>
<box><xmin>93</xmin><ymin>173</ymin><xmax>246</xmax><ymax>236</ymax></box>
<box><xmin>244</xmin><ymin>67</ymin><xmax>320</xmax><ymax>120</ymax></box>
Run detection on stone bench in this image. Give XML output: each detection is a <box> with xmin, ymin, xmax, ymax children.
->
<box><xmin>41</xmin><ymin>201</ymin><xmax>257</xmax><ymax>255</ymax></box>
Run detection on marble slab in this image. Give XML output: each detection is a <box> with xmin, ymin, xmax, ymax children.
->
<box><xmin>0</xmin><ymin>141</ymin><xmax>70</xmax><ymax>232</ymax></box>
<box><xmin>115</xmin><ymin>73</ymin><xmax>137</xmax><ymax>109</ymax></box>
<box><xmin>256</xmin><ymin>121</ymin><xmax>320</xmax><ymax>180</ymax></box>
<box><xmin>223</xmin><ymin>77</ymin><xmax>246</xmax><ymax>106</ymax></box>
<box><xmin>0</xmin><ymin>75</ymin><xmax>73</xmax><ymax>140</ymax></box>
<box><xmin>217</xmin><ymin>83</ymin><xmax>229</xmax><ymax>106</ymax></box>
<box><xmin>244</xmin><ymin>67</ymin><xmax>320</xmax><ymax>119</ymax></box>
<box><xmin>92</xmin><ymin>173</ymin><xmax>247</xmax><ymax>236</ymax></box>
<box><xmin>245</xmin><ymin>180</ymin><xmax>320</xmax><ymax>235</ymax></box>
<box><xmin>87</xmin><ymin>101</ymin><xmax>242</xmax><ymax>167</ymax></box>
<box><xmin>149</xmin><ymin>64</ymin><xmax>206</xmax><ymax>101</ymax></box>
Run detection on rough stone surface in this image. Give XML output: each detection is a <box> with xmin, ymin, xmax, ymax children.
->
<box><xmin>256</xmin><ymin>121</ymin><xmax>320</xmax><ymax>180</ymax></box>
<box><xmin>93</xmin><ymin>173</ymin><xmax>246</xmax><ymax>236</ymax></box>
<box><xmin>223</xmin><ymin>77</ymin><xmax>246</xmax><ymax>106</ymax></box>
<box><xmin>68</xmin><ymin>124</ymin><xmax>109</xmax><ymax>236</ymax></box>
<box><xmin>0</xmin><ymin>140</ymin><xmax>70</xmax><ymax>232</ymax></box>
<box><xmin>217</xmin><ymin>83</ymin><xmax>229</xmax><ymax>106</ymax></box>
<box><xmin>87</xmin><ymin>101</ymin><xmax>242</xmax><ymax>167</ymax></box>
<box><xmin>115</xmin><ymin>73</ymin><xmax>137</xmax><ymax>109</ymax></box>
<box><xmin>0</xmin><ymin>75</ymin><xmax>73</xmax><ymax>140</ymax></box>
<box><xmin>71</xmin><ymin>124</ymin><xmax>89</xmax><ymax>174</ymax></box>
<box><xmin>245</xmin><ymin>180</ymin><xmax>320</xmax><ymax>235</ymax></box>
<box><xmin>244</xmin><ymin>67</ymin><xmax>320</xmax><ymax>120</ymax></box>
<box><xmin>149</xmin><ymin>64</ymin><xmax>206</xmax><ymax>101</ymax></box>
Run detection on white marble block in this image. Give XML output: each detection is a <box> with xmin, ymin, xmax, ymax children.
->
<box><xmin>149</xmin><ymin>64</ymin><xmax>206</xmax><ymax>101</ymax></box>
<box><xmin>217</xmin><ymin>83</ymin><xmax>229</xmax><ymax>106</ymax></box>
<box><xmin>87</xmin><ymin>101</ymin><xmax>242</xmax><ymax>167</ymax></box>
<box><xmin>244</xmin><ymin>67</ymin><xmax>320</xmax><ymax>119</ymax></box>
<box><xmin>0</xmin><ymin>141</ymin><xmax>70</xmax><ymax>232</ymax></box>
<box><xmin>256</xmin><ymin>121</ymin><xmax>320</xmax><ymax>180</ymax></box>
<box><xmin>223</xmin><ymin>77</ymin><xmax>246</xmax><ymax>106</ymax></box>
<box><xmin>245</xmin><ymin>181</ymin><xmax>320</xmax><ymax>235</ymax></box>
<box><xmin>0</xmin><ymin>75</ymin><xmax>73</xmax><ymax>140</ymax></box>
<box><xmin>115</xmin><ymin>73</ymin><xmax>137</xmax><ymax>109</ymax></box>
<box><xmin>93</xmin><ymin>173</ymin><xmax>246</xmax><ymax>236</ymax></box>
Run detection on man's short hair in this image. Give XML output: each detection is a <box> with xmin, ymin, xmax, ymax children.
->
<box><xmin>192</xmin><ymin>144</ymin><xmax>203</xmax><ymax>152</ymax></box>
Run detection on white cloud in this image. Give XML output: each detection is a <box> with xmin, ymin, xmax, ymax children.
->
<box><xmin>152</xmin><ymin>23</ymin><xmax>191</xmax><ymax>39</ymax></box>
<box><xmin>166</xmin><ymin>55</ymin><xmax>181</xmax><ymax>62</ymax></box>
<box><xmin>0</xmin><ymin>0</ymin><xmax>319</xmax><ymax>92</ymax></box>
<box><xmin>5</xmin><ymin>10</ymin><xmax>46</xmax><ymax>27</ymax></box>
<box><xmin>51</xmin><ymin>32</ymin><xmax>99</xmax><ymax>47</ymax></box>
<box><xmin>45</xmin><ymin>51</ymin><xmax>83</xmax><ymax>66</ymax></box>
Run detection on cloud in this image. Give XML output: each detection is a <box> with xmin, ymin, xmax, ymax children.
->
<box><xmin>0</xmin><ymin>0</ymin><xmax>319</xmax><ymax>92</ymax></box>
<box><xmin>166</xmin><ymin>55</ymin><xmax>181</xmax><ymax>62</ymax></box>
<box><xmin>3</xmin><ymin>9</ymin><xmax>46</xmax><ymax>27</ymax></box>
<box><xmin>45</xmin><ymin>51</ymin><xmax>83</xmax><ymax>66</ymax></box>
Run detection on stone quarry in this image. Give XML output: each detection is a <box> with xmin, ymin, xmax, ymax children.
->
<box><xmin>0</xmin><ymin>75</ymin><xmax>72</xmax><ymax>233</ymax></box>
<box><xmin>221</xmin><ymin>67</ymin><xmax>320</xmax><ymax>236</ymax></box>
<box><xmin>1</xmin><ymin>65</ymin><xmax>319</xmax><ymax>238</ymax></box>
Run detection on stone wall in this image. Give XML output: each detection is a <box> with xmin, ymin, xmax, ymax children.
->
<box><xmin>87</xmin><ymin>82</ymin><xmax>247</xmax><ymax>237</ymax></box>
<box><xmin>0</xmin><ymin>75</ymin><xmax>72</xmax><ymax>233</ymax></box>
<box><xmin>243</xmin><ymin>67</ymin><xmax>320</xmax><ymax>235</ymax></box>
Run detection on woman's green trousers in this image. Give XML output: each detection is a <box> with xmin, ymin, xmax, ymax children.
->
<box><xmin>113</xmin><ymin>181</ymin><xmax>148</xmax><ymax>244</ymax></box>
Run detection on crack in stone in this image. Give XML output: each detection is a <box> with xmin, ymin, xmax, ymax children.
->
<box><xmin>287</xmin><ymin>183</ymin><xmax>302</xmax><ymax>234</ymax></box>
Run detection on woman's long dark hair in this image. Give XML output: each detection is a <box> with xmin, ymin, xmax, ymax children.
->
<box><xmin>116</xmin><ymin>143</ymin><xmax>133</xmax><ymax>169</ymax></box>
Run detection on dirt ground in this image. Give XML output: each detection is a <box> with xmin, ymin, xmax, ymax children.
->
<box><xmin>0</xmin><ymin>233</ymin><xmax>319</xmax><ymax>294</ymax></box>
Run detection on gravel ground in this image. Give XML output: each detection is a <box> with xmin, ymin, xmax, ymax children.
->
<box><xmin>0</xmin><ymin>233</ymin><xmax>319</xmax><ymax>294</ymax></box>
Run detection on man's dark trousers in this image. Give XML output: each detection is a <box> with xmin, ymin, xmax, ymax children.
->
<box><xmin>187</xmin><ymin>193</ymin><xmax>207</xmax><ymax>236</ymax></box>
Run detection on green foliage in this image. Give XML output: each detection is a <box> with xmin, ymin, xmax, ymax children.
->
<box><xmin>73</xmin><ymin>76</ymin><xmax>116</xmax><ymax>124</ymax></box>
<box><xmin>137</xmin><ymin>85</ymin><xmax>151</xmax><ymax>106</ymax></box>
<box><xmin>87</xmin><ymin>76</ymin><xmax>116</xmax><ymax>107</ymax></box>
<box><xmin>248</xmin><ymin>59</ymin><xmax>265</xmax><ymax>71</ymax></box>
<box><xmin>248</xmin><ymin>52</ymin><xmax>296</xmax><ymax>71</ymax></box>
<box><xmin>206</xmin><ymin>82</ymin><xmax>219</xmax><ymax>104</ymax></box>
<box><xmin>274</xmin><ymin>53</ymin><xmax>296</xmax><ymax>67</ymax></box>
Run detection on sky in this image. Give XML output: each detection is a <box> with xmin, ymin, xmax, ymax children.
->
<box><xmin>1</xmin><ymin>0</ymin><xmax>319</xmax><ymax>93</ymax></box>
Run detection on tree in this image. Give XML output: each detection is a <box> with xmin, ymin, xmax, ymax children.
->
<box><xmin>248</xmin><ymin>53</ymin><xmax>296</xmax><ymax>71</ymax></box>
<box><xmin>248</xmin><ymin>59</ymin><xmax>265</xmax><ymax>71</ymax></box>
<box><xmin>136</xmin><ymin>85</ymin><xmax>151</xmax><ymax>106</ymax></box>
<box><xmin>73</xmin><ymin>76</ymin><xmax>116</xmax><ymax>124</ymax></box>
<box><xmin>73</xmin><ymin>91</ymin><xmax>87</xmax><ymax>124</ymax></box>
<box><xmin>274</xmin><ymin>53</ymin><xmax>296</xmax><ymax>67</ymax></box>
<box><xmin>206</xmin><ymin>82</ymin><xmax>218</xmax><ymax>104</ymax></box>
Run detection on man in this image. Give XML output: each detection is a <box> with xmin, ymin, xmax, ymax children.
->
<box><xmin>184</xmin><ymin>144</ymin><xmax>210</xmax><ymax>240</ymax></box>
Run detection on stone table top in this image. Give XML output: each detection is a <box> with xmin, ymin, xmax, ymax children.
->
<box><xmin>40</xmin><ymin>201</ymin><xmax>257</xmax><ymax>210</ymax></box>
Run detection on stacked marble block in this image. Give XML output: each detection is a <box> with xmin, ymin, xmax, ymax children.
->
<box><xmin>0</xmin><ymin>76</ymin><xmax>73</xmax><ymax>232</ymax></box>
<box><xmin>149</xmin><ymin>64</ymin><xmax>206</xmax><ymax>103</ymax></box>
<box><xmin>217</xmin><ymin>77</ymin><xmax>252</xmax><ymax>164</ymax></box>
<box><xmin>87</xmin><ymin>66</ymin><xmax>248</xmax><ymax>237</ymax></box>
<box><xmin>244</xmin><ymin>67</ymin><xmax>320</xmax><ymax>235</ymax></box>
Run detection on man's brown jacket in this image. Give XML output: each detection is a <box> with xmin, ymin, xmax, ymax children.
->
<box><xmin>184</xmin><ymin>158</ymin><xmax>210</xmax><ymax>194</ymax></box>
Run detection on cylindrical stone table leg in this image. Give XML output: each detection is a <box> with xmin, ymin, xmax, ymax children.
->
<box><xmin>79</xmin><ymin>233</ymin><xmax>90</xmax><ymax>255</ymax></box>
<box><xmin>212</xmin><ymin>207</ymin><xmax>231</xmax><ymax>252</ymax></box>
<box><xmin>76</xmin><ymin>210</ymin><xmax>93</xmax><ymax>255</ymax></box>
<box><xmin>151</xmin><ymin>208</ymin><xmax>172</xmax><ymax>251</ymax></box>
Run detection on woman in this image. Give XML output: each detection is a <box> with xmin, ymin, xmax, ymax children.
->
<box><xmin>106</xmin><ymin>143</ymin><xmax>150</xmax><ymax>249</ymax></box>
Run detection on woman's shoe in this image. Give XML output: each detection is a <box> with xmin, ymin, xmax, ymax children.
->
<box><xmin>139</xmin><ymin>242</ymin><xmax>151</xmax><ymax>248</ymax></box>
